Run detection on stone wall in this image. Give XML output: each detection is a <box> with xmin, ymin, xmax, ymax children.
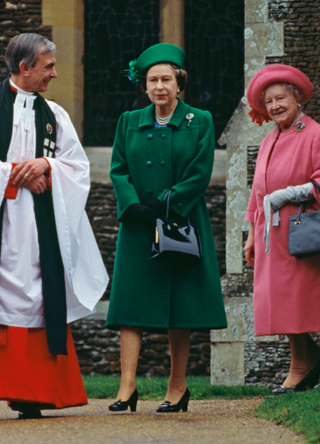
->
<box><xmin>72</xmin><ymin>319</ymin><xmax>212</xmax><ymax>377</ymax></box>
<box><xmin>244</xmin><ymin>339</ymin><xmax>291</xmax><ymax>386</ymax></box>
<box><xmin>245</xmin><ymin>333</ymin><xmax>320</xmax><ymax>387</ymax></box>
<box><xmin>0</xmin><ymin>0</ymin><xmax>52</xmax><ymax>81</ymax></box>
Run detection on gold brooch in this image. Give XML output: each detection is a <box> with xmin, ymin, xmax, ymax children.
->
<box><xmin>294</xmin><ymin>121</ymin><xmax>306</xmax><ymax>133</ymax></box>
<box><xmin>46</xmin><ymin>123</ymin><xmax>53</xmax><ymax>134</ymax></box>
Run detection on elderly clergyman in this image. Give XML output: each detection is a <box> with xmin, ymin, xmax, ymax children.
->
<box><xmin>0</xmin><ymin>33</ymin><xmax>108</xmax><ymax>419</ymax></box>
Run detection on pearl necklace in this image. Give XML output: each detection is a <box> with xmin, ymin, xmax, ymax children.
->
<box><xmin>155</xmin><ymin>101</ymin><xmax>178</xmax><ymax>125</ymax></box>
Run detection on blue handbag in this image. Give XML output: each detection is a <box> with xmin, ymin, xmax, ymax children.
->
<box><xmin>150</xmin><ymin>191</ymin><xmax>202</xmax><ymax>265</ymax></box>
<box><xmin>288</xmin><ymin>180</ymin><xmax>320</xmax><ymax>257</ymax></box>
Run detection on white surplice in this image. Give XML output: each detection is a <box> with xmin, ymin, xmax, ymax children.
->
<box><xmin>0</xmin><ymin>83</ymin><xmax>109</xmax><ymax>328</ymax></box>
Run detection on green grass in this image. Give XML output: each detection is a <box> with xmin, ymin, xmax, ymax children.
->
<box><xmin>252</xmin><ymin>387</ymin><xmax>320</xmax><ymax>443</ymax></box>
<box><xmin>82</xmin><ymin>375</ymin><xmax>271</xmax><ymax>401</ymax></box>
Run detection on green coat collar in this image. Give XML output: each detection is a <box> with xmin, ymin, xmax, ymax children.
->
<box><xmin>138</xmin><ymin>97</ymin><xmax>191</xmax><ymax>128</ymax></box>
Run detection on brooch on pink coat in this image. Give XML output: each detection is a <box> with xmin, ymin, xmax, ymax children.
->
<box><xmin>294</xmin><ymin>121</ymin><xmax>306</xmax><ymax>133</ymax></box>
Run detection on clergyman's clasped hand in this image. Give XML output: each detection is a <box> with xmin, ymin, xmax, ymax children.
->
<box><xmin>10</xmin><ymin>158</ymin><xmax>50</xmax><ymax>195</ymax></box>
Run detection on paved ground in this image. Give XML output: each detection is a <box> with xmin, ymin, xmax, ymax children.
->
<box><xmin>0</xmin><ymin>398</ymin><xmax>305</xmax><ymax>444</ymax></box>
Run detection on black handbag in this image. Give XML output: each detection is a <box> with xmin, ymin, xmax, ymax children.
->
<box><xmin>150</xmin><ymin>191</ymin><xmax>202</xmax><ymax>265</ymax></box>
<box><xmin>288</xmin><ymin>180</ymin><xmax>320</xmax><ymax>257</ymax></box>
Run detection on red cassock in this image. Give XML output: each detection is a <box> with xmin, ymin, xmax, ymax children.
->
<box><xmin>0</xmin><ymin>325</ymin><xmax>87</xmax><ymax>409</ymax></box>
<box><xmin>246</xmin><ymin>115</ymin><xmax>320</xmax><ymax>336</ymax></box>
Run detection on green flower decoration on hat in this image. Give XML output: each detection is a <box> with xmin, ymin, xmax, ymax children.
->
<box><xmin>127</xmin><ymin>60</ymin><xmax>144</xmax><ymax>84</ymax></box>
<box><xmin>127</xmin><ymin>43</ymin><xmax>186</xmax><ymax>84</ymax></box>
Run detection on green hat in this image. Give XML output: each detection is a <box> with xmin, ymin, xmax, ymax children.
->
<box><xmin>127</xmin><ymin>43</ymin><xmax>186</xmax><ymax>84</ymax></box>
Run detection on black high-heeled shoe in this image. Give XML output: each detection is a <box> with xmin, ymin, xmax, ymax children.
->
<box><xmin>108</xmin><ymin>388</ymin><xmax>139</xmax><ymax>412</ymax></box>
<box><xmin>295</xmin><ymin>360</ymin><xmax>320</xmax><ymax>391</ymax></box>
<box><xmin>272</xmin><ymin>360</ymin><xmax>320</xmax><ymax>395</ymax></box>
<box><xmin>272</xmin><ymin>385</ymin><xmax>298</xmax><ymax>395</ymax></box>
<box><xmin>156</xmin><ymin>388</ymin><xmax>190</xmax><ymax>413</ymax></box>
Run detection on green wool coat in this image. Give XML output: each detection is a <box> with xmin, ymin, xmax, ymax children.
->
<box><xmin>106</xmin><ymin>98</ymin><xmax>227</xmax><ymax>332</ymax></box>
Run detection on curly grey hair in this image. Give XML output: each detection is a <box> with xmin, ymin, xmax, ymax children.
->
<box><xmin>261</xmin><ymin>82</ymin><xmax>305</xmax><ymax>106</ymax></box>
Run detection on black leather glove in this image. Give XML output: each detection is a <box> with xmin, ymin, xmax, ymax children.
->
<box><xmin>119</xmin><ymin>204</ymin><xmax>157</xmax><ymax>224</ymax></box>
<box><xmin>144</xmin><ymin>199</ymin><xmax>166</xmax><ymax>219</ymax></box>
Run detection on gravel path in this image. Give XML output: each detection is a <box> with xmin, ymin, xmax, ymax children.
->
<box><xmin>0</xmin><ymin>399</ymin><xmax>305</xmax><ymax>444</ymax></box>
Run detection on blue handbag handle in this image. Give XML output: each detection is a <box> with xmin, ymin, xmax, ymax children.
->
<box><xmin>295</xmin><ymin>180</ymin><xmax>320</xmax><ymax>224</ymax></box>
<box><xmin>163</xmin><ymin>190</ymin><xmax>191</xmax><ymax>231</ymax></box>
<box><xmin>163</xmin><ymin>190</ymin><xmax>171</xmax><ymax>223</ymax></box>
<box><xmin>295</xmin><ymin>204</ymin><xmax>304</xmax><ymax>224</ymax></box>
<box><xmin>312</xmin><ymin>179</ymin><xmax>320</xmax><ymax>195</ymax></box>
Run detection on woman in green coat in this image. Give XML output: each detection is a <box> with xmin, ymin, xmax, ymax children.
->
<box><xmin>107</xmin><ymin>43</ymin><xmax>227</xmax><ymax>413</ymax></box>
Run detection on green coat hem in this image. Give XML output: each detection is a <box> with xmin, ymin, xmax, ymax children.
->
<box><xmin>106</xmin><ymin>322</ymin><xmax>228</xmax><ymax>332</ymax></box>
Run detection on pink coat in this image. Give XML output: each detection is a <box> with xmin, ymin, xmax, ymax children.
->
<box><xmin>246</xmin><ymin>115</ymin><xmax>320</xmax><ymax>336</ymax></box>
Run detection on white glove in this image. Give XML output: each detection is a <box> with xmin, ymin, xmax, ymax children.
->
<box><xmin>270</xmin><ymin>183</ymin><xmax>313</xmax><ymax>212</ymax></box>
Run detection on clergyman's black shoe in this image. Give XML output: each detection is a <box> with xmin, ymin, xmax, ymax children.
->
<box><xmin>18</xmin><ymin>408</ymin><xmax>42</xmax><ymax>419</ymax></box>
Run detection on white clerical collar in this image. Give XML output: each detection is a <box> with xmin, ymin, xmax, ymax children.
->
<box><xmin>10</xmin><ymin>79</ymin><xmax>35</xmax><ymax>96</ymax></box>
<box><xmin>11</xmin><ymin>79</ymin><xmax>36</xmax><ymax>131</ymax></box>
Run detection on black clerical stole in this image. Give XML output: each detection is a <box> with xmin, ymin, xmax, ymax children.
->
<box><xmin>0</xmin><ymin>77</ymin><xmax>67</xmax><ymax>356</ymax></box>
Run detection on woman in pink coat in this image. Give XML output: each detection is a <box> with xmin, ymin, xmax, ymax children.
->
<box><xmin>244</xmin><ymin>64</ymin><xmax>320</xmax><ymax>394</ymax></box>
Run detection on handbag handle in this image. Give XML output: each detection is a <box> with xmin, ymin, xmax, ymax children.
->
<box><xmin>312</xmin><ymin>179</ymin><xmax>320</xmax><ymax>195</ymax></box>
<box><xmin>295</xmin><ymin>203</ymin><xmax>304</xmax><ymax>225</ymax></box>
<box><xmin>294</xmin><ymin>180</ymin><xmax>320</xmax><ymax>224</ymax></box>
<box><xmin>163</xmin><ymin>190</ymin><xmax>171</xmax><ymax>223</ymax></box>
<box><xmin>163</xmin><ymin>190</ymin><xmax>191</xmax><ymax>231</ymax></box>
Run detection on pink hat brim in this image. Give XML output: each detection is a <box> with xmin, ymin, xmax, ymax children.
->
<box><xmin>247</xmin><ymin>64</ymin><xmax>313</xmax><ymax>118</ymax></box>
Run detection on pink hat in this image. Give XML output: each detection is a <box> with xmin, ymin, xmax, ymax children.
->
<box><xmin>246</xmin><ymin>64</ymin><xmax>313</xmax><ymax>126</ymax></box>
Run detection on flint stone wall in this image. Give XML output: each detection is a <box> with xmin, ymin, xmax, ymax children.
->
<box><xmin>72</xmin><ymin>320</ymin><xmax>212</xmax><ymax>377</ymax></box>
<box><xmin>0</xmin><ymin>0</ymin><xmax>52</xmax><ymax>82</ymax></box>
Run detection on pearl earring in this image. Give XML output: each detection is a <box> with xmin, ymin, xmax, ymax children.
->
<box><xmin>298</xmin><ymin>103</ymin><xmax>301</xmax><ymax>107</ymax></box>
<box><xmin>177</xmin><ymin>89</ymin><xmax>180</xmax><ymax>93</ymax></box>
<box><xmin>146</xmin><ymin>90</ymin><xmax>148</xmax><ymax>93</ymax></box>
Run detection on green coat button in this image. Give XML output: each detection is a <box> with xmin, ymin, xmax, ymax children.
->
<box><xmin>160</xmin><ymin>161</ymin><xmax>166</xmax><ymax>167</ymax></box>
<box><xmin>177</xmin><ymin>203</ymin><xmax>183</xmax><ymax>209</ymax></box>
<box><xmin>161</xmin><ymin>134</ymin><xmax>166</xmax><ymax>139</ymax></box>
<box><xmin>146</xmin><ymin>161</ymin><xmax>152</xmax><ymax>167</ymax></box>
<box><xmin>147</xmin><ymin>134</ymin><xmax>153</xmax><ymax>140</ymax></box>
